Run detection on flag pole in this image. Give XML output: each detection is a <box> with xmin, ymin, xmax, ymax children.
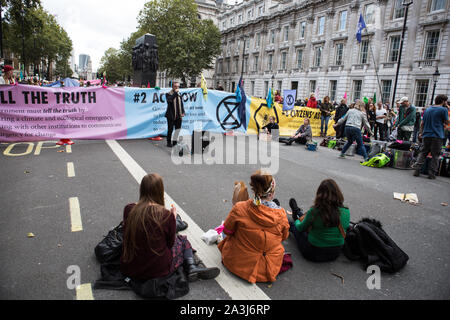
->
<box><xmin>365</xmin><ymin>28</ymin><xmax>383</xmax><ymax>104</ymax></box>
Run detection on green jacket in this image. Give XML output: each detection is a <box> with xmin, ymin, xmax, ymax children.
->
<box><xmin>396</xmin><ymin>105</ymin><xmax>416</xmax><ymax>128</ymax></box>
<box><xmin>295</xmin><ymin>207</ymin><xmax>350</xmax><ymax>248</ymax></box>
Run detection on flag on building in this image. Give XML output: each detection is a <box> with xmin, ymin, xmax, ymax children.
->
<box><xmin>344</xmin><ymin>92</ymin><xmax>347</xmax><ymax>100</ymax></box>
<box><xmin>235</xmin><ymin>76</ymin><xmax>247</xmax><ymax>127</ymax></box>
<box><xmin>356</xmin><ymin>13</ymin><xmax>366</xmax><ymax>43</ymax></box>
<box><xmin>201</xmin><ymin>74</ymin><xmax>208</xmax><ymax>100</ymax></box>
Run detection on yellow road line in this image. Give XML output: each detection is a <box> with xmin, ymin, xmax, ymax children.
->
<box><xmin>66</xmin><ymin>145</ymin><xmax>72</xmax><ymax>153</ymax></box>
<box><xmin>69</xmin><ymin>197</ymin><xmax>83</xmax><ymax>232</ymax></box>
<box><xmin>76</xmin><ymin>283</ymin><xmax>94</xmax><ymax>300</ymax></box>
<box><xmin>67</xmin><ymin>162</ymin><xmax>75</xmax><ymax>178</ymax></box>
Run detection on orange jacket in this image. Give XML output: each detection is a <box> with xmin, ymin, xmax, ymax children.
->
<box><xmin>218</xmin><ymin>199</ymin><xmax>290</xmax><ymax>283</ymax></box>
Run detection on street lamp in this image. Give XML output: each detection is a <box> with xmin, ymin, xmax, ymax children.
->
<box><xmin>391</xmin><ymin>1</ymin><xmax>413</xmax><ymax>109</ymax></box>
<box><xmin>430</xmin><ymin>66</ymin><xmax>440</xmax><ymax>105</ymax></box>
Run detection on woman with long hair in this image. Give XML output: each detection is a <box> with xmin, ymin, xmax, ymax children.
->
<box><xmin>218</xmin><ymin>171</ymin><xmax>290</xmax><ymax>283</ymax></box>
<box><xmin>120</xmin><ymin>173</ymin><xmax>219</xmax><ymax>282</ymax></box>
<box><xmin>288</xmin><ymin>179</ymin><xmax>350</xmax><ymax>262</ymax></box>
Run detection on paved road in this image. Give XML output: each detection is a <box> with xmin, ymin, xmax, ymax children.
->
<box><xmin>0</xmin><ymin>136</ymin><xmax>449</xmax><ymax>300</ymax></box>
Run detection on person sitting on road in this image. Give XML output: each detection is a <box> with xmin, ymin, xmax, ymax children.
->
<box><xmin>218</xmin><ymin>170</ymin><xmax>290</xmax><ymax>284</ymax></box>
<box><xmin>262</xmin><ymin>116</ymin><xmax>279</xmax><ymax>135</ymax></box>
<box><xmin>288</xmin><ymin>179</ymin><xmax>350</xmax><ymax>263</ymax></box>
<box><xmin>121</xmin><ymin>173</ymin><xmax>220</xmax><ymax>283</ymax></box>
<box><xmin>281</xmin><ymin>118</ymin><xmax>312</xmax><ymax>145</ymax></box>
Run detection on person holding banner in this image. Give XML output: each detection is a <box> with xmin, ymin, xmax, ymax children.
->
<box><xmin>165</xmin><ymin>82</ymin><xmax>185</xmax><ymax>147</ymax></box>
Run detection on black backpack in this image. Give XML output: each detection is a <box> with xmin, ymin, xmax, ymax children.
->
<box><xmin>343</xmin><ymin>218</ymin><xmax>409</xmax><ymax>273</ymax></box>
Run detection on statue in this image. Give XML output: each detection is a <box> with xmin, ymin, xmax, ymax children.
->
<box><xmin>132</xmin><ymin>34</ymin><xmax>158</xmax><ymax>87</ymax></box>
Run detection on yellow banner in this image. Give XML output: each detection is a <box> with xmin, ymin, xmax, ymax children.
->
<box><xmin>248</xmin><ymin>97</ymin><xmax>336</xmax><ymax>137</ymax></box>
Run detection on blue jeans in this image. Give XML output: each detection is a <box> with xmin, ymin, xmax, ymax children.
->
<box><xmin>321</xmin><ymin>116</ymin><xmax>330</xmax><ymax>135</ymax></box>
<box><xmin>341</xmin><ymin>126</ymin><xmax>368</xmax><ymax>160</ymax></box>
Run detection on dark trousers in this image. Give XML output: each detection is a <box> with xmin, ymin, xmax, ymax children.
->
<box><xmin>341</xmin><ymin>126</ymin><xmax>368</xmax><ymax>160</ymax></box>
<box><xmin>289</xmin><ymin>221</ymin><xmax>341</xmax><ymax>263</ymax></box>
<box><xmin>413</xmin><ymin>137</ymin><xmax>444</xmax><ymax>176</ymax></box>
<box><xmin>280</xmin><ymin>136</ymin><xmax>307</xmax><ymax>145</ymax></box>
<box><xmin>375</xmin><ymin>123</ymin><xmax>386</xmax><ymax>141</ymax></box>
<box><xmin>321</xmin><ymin>116</ymin><xmax>331</xmax><ymax>135</ymax></box>
<box><xmin>397</xmin><ymin>129</ymin><xmax>412</xmax><ymax>142</ymax></box>
<box><xmin>167</xmin><ymin>118</ymin><xmax>182</xmax><ymax>144</ymax></box>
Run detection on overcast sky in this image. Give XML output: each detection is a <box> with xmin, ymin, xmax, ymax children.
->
<box><xmin>41</xmin><ymin>0</ymin><xmax>148</xmax><ymax>72</ymax></box>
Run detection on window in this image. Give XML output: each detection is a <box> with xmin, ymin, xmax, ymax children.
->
<box><xmin>364</xmin><ymin>4</ymin><xmax>376</xmax><ymax>25</ymax></box>
<box><xmin>424</xmin><ymin>30</ymin><xmax>440</xmax><ymax>60</ymax></box>
<box><xmin>278</xmin><ymin>81</ymin><xmax>282</xmax><ymax>92</ymax></box>
<box><xmin>431</xmin><ymin>0</ymin><xmax>446</xmax><ymax>12</ymax></box>
<box><xmin>226</xmin><ymin>60</ymin><xmax>230</xmax><ymax>73</ymax></box>
<box><xmin>251</xmin><ymin>81</ymin><xmax>255</xmax><ymax>96</ymax></box>
<box><xmin>264</xmin><ymin>81</ymin><xmax>269</xmax><ymax>95</ymax></box>
<box><xmin>268</xmin><ymin>54</ymin><xmax>273</xmax><ymax>70</ymax></box>
<box><xmin>339</xmin><ymin>11</ymin><xmax>347</xmax><ymax>31</ymax></box>
<box><xmin>248</xmin><ymin>10</ymin><xmax>253</xmax><ymax>20</ymax></box>
<box><xmin>234</xmin><ymin>59</ymin><xmax>238</xmax><ymax>73</ymax></box>
<box><xmin>330</xmin><ymin>80</ymin><xmax>337</xmax><ymax>102</ymax></box>
<box><xmin>237</xmin><ymin>39</ymin><xmax>241</xmax><ymax>51</ymax></box>
<box><xmin>230</xmin><ymin>18</ymin><xmax>234</xmax><ymax>26</ymax></box>
<box><xmin>254</xmin><ymin>55</ymin><xmax>259</xmax><ymax>71</ymax></box>
<box><xmin>297</xmin><ymin>49</ymin><xmax>303</xmax><ymax>69</ymax></box>
<box><xmin>335</xmin><ymin>43</ymin><xmax>344</xmax><ymax>65</ymax></box>
<box><xmin>222</xmin><ymin>21</ymin><xmax>227</xmax><ymax>29</ymax></box>
<box><xmin>318</xmin><ymin>16</ymin><xmax>325</xmax><ymax>35</ymax></box>
<box><xmin>281</xmin><ymin>52</ymin><xmax>287</xmax><ymax>70</ymax></box>
<box><xmin>259</xmin><ymin>5</ymin><xmax>265</xmax><ymax>16</ymax></box>
<box><xmin>310</xmin><ymin>80</ymin><xmax>316</xmax><ymax>94</ymax></box>
<box><xmin>415</xmin><ymin>80</ymin><xmax>429</xmax><ymax>108</ymax></box>
<box><xmin>238</xmin><ymin>14</ymin><xmax>242</xmax><ymax>23</ymax></box>
<box><xmin>393</xmin><ymin>0</ymin><xmax>405</xmax><ymax>19</ymax></box>
<box><xmin>246</xmin><ymin>39</ymin><xmax>250</xmax><ymax>49</ymax></box>
<box><xmin>381</xmin><ymin>80</ymin><xmax>392</xmax><ymax>103</ymax></box>
<box><xmin>243</xmin><ymin>57</ymin><xmax>248</xmax><ymax>73</ymax></box>
<box><xmin>315</xmin><ymin>46</ymin><xmax>323</xmax><ymax>67</ymax></box>
<box><xmin>256</xmin><ymin>33</ymin><xmax>261</xmax><ymax>47</ymax></box>
<box><xmin>300</xmin><ymin>21</ymin><xmax>306</xmax><ymax>38</ymax></box>
<box><xmin>353</xmin><ymin>80</ymin><xmax>362</xmax><ymax>101</ymax></box>
<box><xmin>270</xmin><ymin>30</ymin><xmax>275</xmax><ymax>44</ymax></box>
<box><xmin>359</xmin><ymin>40</ymin><xmax>369</xmax><ymax>64</ymax></box>
<box><xmin>388</xmin><ymin>35</ymin><xmax>401</xmax><ymax>62</ymax></box>
<box><xmin>218</xmin><ymin>61</ymin><xmax>223</xmax><ymax>74</ymax></box>
<box><xmin>283</xmin><ymin>26</ymin><xmax>289</xmax><ymax>42</ymax></box>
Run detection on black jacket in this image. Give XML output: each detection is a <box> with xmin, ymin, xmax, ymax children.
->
<box><xmin>165</xmin><ymin>90</ymin><xmax>185</xmax><ymax>121</ymax></box>
<box><xmin>334</xmin><ymin>104</ymin><xmax>348</xmax><ymax>122</ymax></box>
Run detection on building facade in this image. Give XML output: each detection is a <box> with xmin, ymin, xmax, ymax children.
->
<box><xmin>78</xmin><ymin>54</ymin><xmax>93</xmax><ymax>81</ymax></box>
<box><xmin>214</xmin><ymin>0</ymin><xmax>450</xmax><ymax>108</ymax></box>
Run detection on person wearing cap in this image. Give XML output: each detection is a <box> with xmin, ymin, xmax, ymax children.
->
<box><xmin>395</xmin><ymin>97</ymin><xmax>416</xmax><ymax>141</ymax></box>
<box><xmin>1</xmin><ymin>65</ymin><xmax>15</xmax><ymax>85</ymax></box>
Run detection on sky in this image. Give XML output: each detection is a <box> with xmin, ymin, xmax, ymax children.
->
<box><xmin>41</xmin><ymin>0</ymin><xmax>148</xmax><ymax>72</ymax></box>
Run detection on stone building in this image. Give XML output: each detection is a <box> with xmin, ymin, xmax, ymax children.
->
<box><xmin>214</xmin><ymin>0</ymin><xmax>450</xmax><ymax>108</ymax></box>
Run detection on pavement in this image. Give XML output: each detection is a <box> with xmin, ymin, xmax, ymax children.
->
<box><xmin>0</xmin><ymin>136</ymin><xmax>449</xmax><ymax>300</ymax></box>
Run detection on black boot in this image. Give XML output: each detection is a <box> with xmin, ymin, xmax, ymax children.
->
<box><xmin>289</xmin><ymin>198</ymin><xmax>303</xmax><ymax>221</ymax></box>
<box><xmin>285</xmin><ymin>138</ymin><xmax>295</xmax><ymax>146</ymax></box>
<box><xmin>184</xmin><ymin>257</ymin><xmax>220</xmax><ymax>282</ymax></box>
<box><xmin>176</xmin><ymin>215</ymin><xmax>188</xmax><ymax>232</ymax></box>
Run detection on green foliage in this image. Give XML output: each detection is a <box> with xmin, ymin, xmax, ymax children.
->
<box><xmin>137</xmin><ymin>0</ymin><xmax>221</xmax><ymax>83</ymax></box>
<box><xmin>2</xmin><ymin>0</ymin><xmax>73</xmax><ymax>79</ymax></box>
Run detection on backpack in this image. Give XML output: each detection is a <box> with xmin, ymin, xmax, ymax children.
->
<box><xmin>343</xmin><ymin>219</ymin><xmax>409</xmax><ymax>273</ymax></box>
<box><xmin>95</xmin><ymin>222</ymin><xmax>123</xmax><ymax>264</ymax></box>
<box><xmin>361</xmin><ymin>153</ymin><xmax>390</xmax><ymax>168</ymax></box>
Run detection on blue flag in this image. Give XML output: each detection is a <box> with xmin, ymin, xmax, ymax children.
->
<box><xmin>283</xmin><ymin>90</ymin><xmax>297</xmax><ymax>111</ymax></box>
<box><xmin>266</xmin><ymin>87</ymin><xmax>273</xmax><ymax>109</ymax></box>
<box><xmin>356</xmin><ymin>14</ymin><xmax>366</xmax><ymax>43</ymax></box>
<box><xmin>235</xmin><ymin>76</ymin><xmax>247</xmax><ymax>128</ymax></box>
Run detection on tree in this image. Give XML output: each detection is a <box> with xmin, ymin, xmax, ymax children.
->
<box><xmin>137</xmin><ymin>0</ymin><xmax>221</xmax><ymax>86</ymax></box>
<box><xmin>98</xmin><ymin>47</ymin><xmax>125</xmax><ymax>83</ymax></box>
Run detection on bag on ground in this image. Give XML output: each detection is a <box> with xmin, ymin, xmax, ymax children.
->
<box><xmin>95</xmin><ymin>222</ymin><xmax>124</xmax><ymax>264</ymax></box>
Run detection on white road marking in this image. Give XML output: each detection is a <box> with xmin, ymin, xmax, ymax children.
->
<box><xmin>67</xmin><ymin>162</ymin><xmax>75</xmax><ymax>178</ymax></box>
<box><xmin>106</xmin><ymin>139</ymin><xmax>270</xmax><ymax>300</ymax></box>
<box><xmin>66</xmin><ymin>145</ymin><xmax>72</xmax><ymax>153</ymax></box>
<box><xmin>76</xmin><ymin>283</ymin><xmax>94</xmax><ymax>300</ymax></box>
<box><xmin>69</xmin><ymin>197</ymin><xmax>83</xmax><ymax>232</ymax></box>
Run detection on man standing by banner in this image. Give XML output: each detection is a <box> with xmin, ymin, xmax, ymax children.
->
<box><xmin>165</xmin><ymin>82</ymin><xmax>185</xmax><ymax>147</ymax></box>
<box><xmin>283</xmin><ymin>90</ymin><xmax>296</xmax><ymax>111</ymax></box>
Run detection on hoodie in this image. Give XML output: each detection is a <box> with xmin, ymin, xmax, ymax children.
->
<box><xmin>218</xmin><ymin>199</ymin><xmax>290</xmax><ymax>283</ymax></box>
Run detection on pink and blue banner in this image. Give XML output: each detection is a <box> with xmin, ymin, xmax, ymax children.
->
<box><xmin>0</xmin><ymin>85</ymin><xmax>250</xmax><ymax>142</ymax></box>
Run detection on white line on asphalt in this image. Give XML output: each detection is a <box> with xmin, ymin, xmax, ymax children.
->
<box><xmin>106</xmin><ymin>139</ymin><xmax>270</xmax><ymax>300</ymax></box>
<box><xmin>76</xmin><ymin>283</ymin><xmax>94</xmax><ymax>300</ymax></box>
<box><xmin>67</xmin><ymin>162</ymin><xmax>75</xmax><ymax>178</ymax></box>
<box><xmin>69</xmin><ymin>197</ymin><xmax>83</xmax><ymax>232</ymax></box>
<box><xmin>66</xmin><ymin>145</ymin><xmax>72</xmax><ymax>153</ymax></box>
